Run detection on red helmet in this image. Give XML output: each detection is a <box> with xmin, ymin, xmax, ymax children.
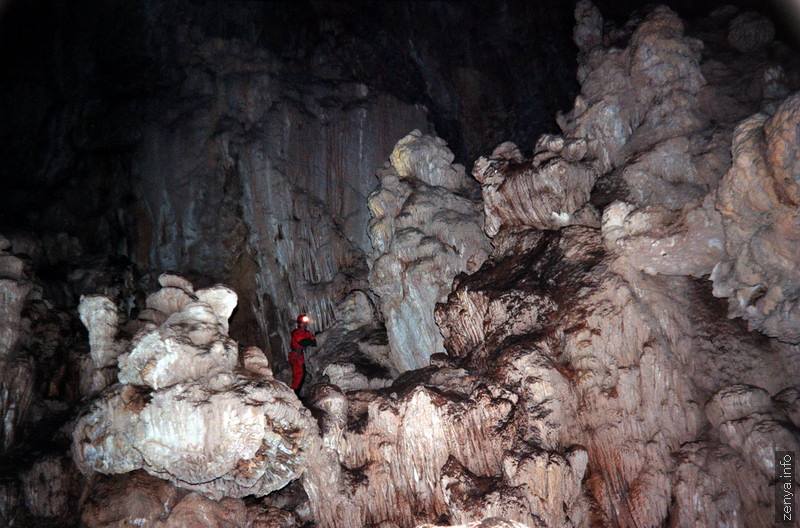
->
<box><xmin>297</xmin><ymin>314</ymin><xmax>310</xmax><ymax>324</ymax></box>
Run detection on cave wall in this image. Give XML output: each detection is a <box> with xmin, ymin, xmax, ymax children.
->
<box><xmin>0</xmin><ymin>0</ymin><xmax>584</xmax><ymax>366</ymax></box>
<box><xmin>303</xmin><ymin>2</ymin><xmax>800</xmax><ymax>527</ymax></box>
<box><xmin>3</xmin><ymin>0</ymin><xmax>800</xmax><ymax>527</ymax></box>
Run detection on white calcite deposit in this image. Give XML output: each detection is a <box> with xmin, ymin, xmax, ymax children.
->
<box><xmin>302</xmin><ymin>3</ymin><xmax>800</xmax><ymax>527</ymax></box>
<box><xmin>712</xmin><ymin>93</ymin><xmax>800</xmax><ymax>342</ymax></box>
<box><xmin>368</xmin><ymin>130</ymin><xmax>491</xmax><ymax>372</ymax></box>
<box><xmin>72</xmin><ymin>274</ymin><xmax>321</xmax><ymax>499</ymax></box>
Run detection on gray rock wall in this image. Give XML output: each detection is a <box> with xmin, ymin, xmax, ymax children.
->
<box><xmin>128</xmin><ymin>58</ymin><xmax>430</xmax><ymax>360</ymax></box>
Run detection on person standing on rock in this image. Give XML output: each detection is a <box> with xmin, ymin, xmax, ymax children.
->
<box><xmin>289</xmin><ymin>313</ymin><xmax>316</xmax><ymax>393</ymax></box>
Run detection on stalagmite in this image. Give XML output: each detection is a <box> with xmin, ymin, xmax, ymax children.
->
<box><xmin>72</xmin><ymin>277</ymin><xmax>321</xmax><ymax>499</ymax></box>
<box><xmin>368</xmin><ymin>130</ymin><xmax>491</xmax><ymax>372</ymax></box>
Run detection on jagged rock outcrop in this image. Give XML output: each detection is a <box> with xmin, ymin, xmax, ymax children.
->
<box><xmin>80</xmin><ymin>471</ymin><xmax>181</xmax><ymax>528</ymax></box>
<box><xmin>4</xmin><ymin>2</ymin><xmax>800</xmax><ymax>527</ymax></box>
<box><xmin>368</xmin><ymin>131</ymin><xmax>491</xmax><ymax>372</ymax></box>
<box><xmin>0</xmin><ymin>233</ymin><xmax>84</xmax><ymax>458</ymax></box>
<box><xmin>446</xmin><ymin>2</ymin><xmax>800</xmax><ymax>526</ymax></box>
<box><xmin>0</xmin><ymin>480</ymin><xmax>19</xmax><ymax>527</ymax></box>
<box><xmin>72</xmin><ymin>275</ymin><xmax>321</xmax><ymax>499</ymax></box>
<box><xmin>306</xmin><ymin>290</ymin><xmax>395</xmax><ymax>392</ymax></box>
<box><xmin>436</xmin><ymin>227</ymin><xmax>800</xmax><ymax>527</ymax></box>
<box><xmin>81</xmin><ymin>471</ymin><xmax>262</xmax><ymax>528</ymax></box>
<box><xmin>712</xmin><ymin>93</ymin><xmax>800</xmax><ymax>342</ymax></box>
<box><xmin>299</xmin><ymin>3</ymin><xmax>800</xmax><ymax>527</ymax></box>
<box><xmin>417</xmin><ymin>521</ymin><xmax>532</xmax><ymax>528</ymax></box>
<box><xmin>302</xmin><ymin>325</ymin><xmax>589</xmax><ymax>528</ymax></box>
<box><xmin>473</xmin><ymin>138</ymin><xmax>597</xmax><ymax>235</ymax></box>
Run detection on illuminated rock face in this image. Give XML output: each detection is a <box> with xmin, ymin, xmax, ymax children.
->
<box><xmin>72</xmin><ymin>275</ymin><xmax>320</xmax><ymax>499</ymax></box>
<box><xmin>368</xmin><ymin>131</ymin><xmax>491</xmax><ymax>372</ymax></box>
<box><xmin>304</xmin><ymin>3</ymin><xmax>800</xmax><ymax>528</ymax></box>
<box><xmin>6</xmin><ymin>2</ymin><xmax>800</xmax><ymax>528</ymax></box>
<box><xmin>713</xmin><ymin>93</ymin><xmax>800</xmax><ymax>343</ymax></box>
<box><xmin>304</xmin><ymin>228</ymin><xmax>800</xmax><ymax>528</ymax></box>
<box><xmin>440</xmin><ymin>228</ymin><xmax>800</xmax><ymax>527</ymax></box>
<box><xmin>129</xmin><ymin>64</ymin><xmax>430</xmax><ymax>362</ymax></box>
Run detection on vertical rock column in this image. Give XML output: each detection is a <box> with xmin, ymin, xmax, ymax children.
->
<box><xmin>367</xmin><ymin>130</ymin><xmax>490</xmax><ymax>372</ymax></box>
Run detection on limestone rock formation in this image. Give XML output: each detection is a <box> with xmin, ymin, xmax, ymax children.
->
<box><xmin>300</xmin><ymin>3</ymin><xmax>800</xmax><ymax>527</ymax></box>
<box><xmin>0</xmin><ymin>238</ymin><xmax>34</xmax><ymax>452</ymax></box>
<box><xmin>437</xmin><ymin>227</ymin><xmax>799</xmax><ymax>527</ymax></box>
<box><xmin>20</xmin><ymin>454</ymin><xmax>78</xmax><ymax>519</ymax></box>
<box><xmin>473</xmin><ymin>138</ymin><xmax>596</xmax><ymax>235</ymax></box>
<box><xmin>0</xmin><ymin>480</ymin><xmax>19</xmax><ymax>527</ymax></box>
<box><xmin>5</xmin><ymin>1</ymin><xmax>800</xmax><ymax>527</ymax></box>
<box><xmin>417</xmin><ymin>521</ymin><xmax>532</xmax><ymax>528</ymax></box>
<box><xmin>81</xmin><ymin>472</ymin><xmax>259</xmax><ymax>528</ymax></box>
<box><xmin>302</xmin><ymin>338</ymin><xmax>589</xmax><ymax>527</ymax></box>
<box><xmin>368</xmin><ymin>131</ymin><xmax>491</xmax><ymax>372</ymax></box>
<box><xmin>728</xmin><ymin>11</ymin><xmax>775</xmax><ymax>53</ymax></box>
<box><xmin>601</xmin><ymin>195</ymin><xmax>724</xmax><ymax>277</ymax></box>
<box><xmin>72</xmin><ymin>276</ymin><xmax>321</xmax><ymax>499</ymax></box>
<box><xmin>80</xmin><ymin>471</ymin><xmax>181</xmax><ymax>528</ymax></box>
<box><xmin>158</xmin><ymin>493</ymin><xmax>248</xmax><ymax>528</ymax></box>
<box><xmin>306</xmin><ymin>290</ymin><xmax>395</xmax><ymax>392</ymax></box>
<box><xmin>0</xmin><ymin>236</ymin><xmax>43</xmax><ymax>454</ymax></box>
<box><xmin>713</xmin><ymin>93</ymin><xmax>800</xmax><ymax>342</ymax></box>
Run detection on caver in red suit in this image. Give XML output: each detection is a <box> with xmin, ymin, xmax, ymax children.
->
<box><xmin>289</xmin><ymin>314</ymin><xmax>316</xmax><ymax>391</ymax></box>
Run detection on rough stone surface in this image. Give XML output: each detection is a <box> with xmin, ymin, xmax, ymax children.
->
<box><xmin>79</xmin><ymin>295</ymin><xmax>124</xmax><ymax>369</ymax></box>
<box><xmin>0</xmin><ymin>241</ymin><xmax>37</xmax><ymax>455</ymax></box>
<box><xmin>601</xmin><ymin>195</ymin><xmax>724</xmax><ymax>277</ymax></box>
<box><xmin>417</xmin><ymin>520</ymin><xmax>534</xmax><ymax>528</ymax></box>
<box><xmin>728</xmin><ymin>11</ymin><xmax>775</xmax><ymax>53</ymax></box>
<box><xmin>20</xmin><ymin>454</ymin><xmax>78</xmax><ymax>519</ymax></box>
<box><xmin>306</xmin><ymin>290</ymin><xmax>394</xmax><ymax>392</ymax></box>
<box><xmin>117</xmin><ymin>302</ymin><xmax>239</xmax><ymax>390</ymax></box>
<box><xmin>473</xmin><ymin>139</ymin><xmax>596</xmax><ymax>235</ymax></box>
<box><xmin>159</xmin><ymin>493</ymin><xmax>247</xmax><ymax>528</ymax></box>
<box><xmin>247</xmin><ymin>507</ymin><xmax>296</xmax><ymax>528</ymax></box>
<box><xmin>368</xmin><ymin>131</ymin><xmax>491</xmax><ymax>372</ymax></box>
<box><xmin>0</xmin><ymin>480</ymin><xmax>20</xmax><ymax>527</ymax></box>
<box><xmin>73</xmin><ymin>278</ymin><xmax>321</xmax><ymax>499</ymax></box>
<box><xmin>713</xmin><ymin>93</ymin><xmax>800</xmax><ymax>342</ymax></box>
<box><xmin>433</xmin><ymin>228</ymin><xmax>799</xmax><ymax>527</ymax></box>
<box><xmin>80</xmin><ymin>471</ymin><xmax>182</xmax><ymax>528</ymax></box>
<box><xmin>5</xmin><ymin>2</ymin><xmax>800</xmax><ymax>527</ymax></box>
<box><xmin>301</xmin><ymin>3</ymin><xmax>800</xmax><ymax>526</ymax></box>
<box><xmin>242</xmin><ymin>346</ymin><xmax>273</xmax><ymax>380</ymax></box>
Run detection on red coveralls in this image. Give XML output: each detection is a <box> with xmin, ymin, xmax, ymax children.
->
<box><xmin>289</xmin><ymin>327</ymin><xmax>315</xmax><ymax>390</ymax></box>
